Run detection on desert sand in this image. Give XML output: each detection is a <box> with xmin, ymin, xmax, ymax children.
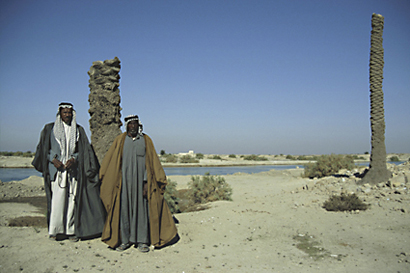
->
<box><xmin>0</xmin><ymin>156</ymin><xmax>409</xmax><ymax>273</ymax></box>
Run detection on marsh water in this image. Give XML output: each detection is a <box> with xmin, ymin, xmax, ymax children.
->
<box><xmin>0</xmin><ymin>165</ymin><xmax>304</xmax><ymax>182</ymax></box>
<box><xmin>1</xmin><ymin>162</ymin><xmax>405</xmax><ymax>183</ymax></box>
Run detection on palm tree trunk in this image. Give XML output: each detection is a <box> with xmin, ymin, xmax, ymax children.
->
<box><xmin>88</xmin><ymin>57</ymin><xmax>123</xmax><ymax>164</ymax></box>
<box><xmin>361</xmin><ymin>14</ymin><xmax>391</xmax><ymax>185</ymax></box>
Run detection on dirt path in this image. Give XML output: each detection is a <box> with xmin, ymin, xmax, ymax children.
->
<box><xmin>0</xmin><ymin>169</ymin><xmax>409</xmax><ymax>272</ymax></box>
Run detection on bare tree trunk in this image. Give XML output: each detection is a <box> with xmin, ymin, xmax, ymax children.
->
<box><xmin>361</xmin><ymin>14</ymin><xmax>391</xmax><ymax>185</ymax></box>
<box><xmin>88</xmin><ymin>57</ymin><xmax>123</xmax><ymax>164</ymax></box>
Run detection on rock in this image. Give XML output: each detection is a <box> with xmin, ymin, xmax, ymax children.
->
<box><xmin>389</xmin><ymin>173</ymin><xmax>406</xmax><ymax>187</ymax></box>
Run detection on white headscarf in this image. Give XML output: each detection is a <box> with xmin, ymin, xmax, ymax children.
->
<box><xmin>53</xmin><ymin>103</ymin><xmax>79</xmax><ymax>162</ymax></box>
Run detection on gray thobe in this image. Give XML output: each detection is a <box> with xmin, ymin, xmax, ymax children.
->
<box><xmin>120</xmin><ymin>135</ymin><xmax>149</xmax><ymax>244</ymax></box>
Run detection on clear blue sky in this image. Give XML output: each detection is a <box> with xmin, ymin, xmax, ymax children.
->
<box><xmin>1</xmin><ymin>0</ymin><xmax>409</xmax><ymax>155</ymax></box>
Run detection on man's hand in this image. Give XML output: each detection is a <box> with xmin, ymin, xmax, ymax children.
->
<box><xmin>65</xmin><ymin>158</ymin><xmax>76</xmax><ymax>169</ymax></box>
<box><xmin>143</xmin><ymin>182</ymin><xmax>148</xmax><ymax>198</ymax></box>
<box><xmin>52</xmin><ymin>158</ymin><xmax>65</xmax><ymax>170</ymax></box>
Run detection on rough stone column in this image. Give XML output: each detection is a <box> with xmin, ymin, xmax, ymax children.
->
<box><xmin>88</xmin><ymin>57</ymin><xmax>123</xmax><ymax>163</ymax></box>
<box><xmin>361</xmin><ymin>14</ymin><xmax>391</xmax><ymax>185</ymax></box>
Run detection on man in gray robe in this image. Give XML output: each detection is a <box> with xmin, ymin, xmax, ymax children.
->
<box><xmin>100</xmin><ymin>114</ymin><xmax>178</xmax><ymax>251</ymax></box>
<box><xmin>117</xmin><ymin>115</ymin><xmax>150</xmax><ymax>252</ymax></box>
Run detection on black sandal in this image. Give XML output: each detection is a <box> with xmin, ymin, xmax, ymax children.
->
<box><xmin>69</xmin><ymin>236</ymin><xmax>79</xmax><ymax>242</ymax></box>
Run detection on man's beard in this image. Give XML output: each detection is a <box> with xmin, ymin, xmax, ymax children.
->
<box><xmin>128</xmin><ymin>128</ymin><xmax>138</xmax><ymax>137</ymax></box>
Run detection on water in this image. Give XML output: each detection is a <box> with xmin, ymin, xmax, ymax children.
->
<box><xmin>164</xmin><ymin>164</ymin><xmax>304</xmax><ymax>176</ymax></box>
<box><xmin>1</xmin><ymin>161</ymin><xmax>405</xmax><ymax>182</ymax></box>
<box><xmin>0</xmin><ymin>165</ymin><xmax>304</xmax><ymax>182</ymax></box>
<box><xmin>0</xmin><ymin>168</ymin><xmax>42</xmax><ymax>182</ymax></box>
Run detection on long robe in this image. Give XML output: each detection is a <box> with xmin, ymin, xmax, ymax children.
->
<box><xmin>48</xmin><ymin>123</ymin><xmax>77</xmax><ymax>235</ymax></box>
<box><xmin>120</xmin><ymin>135</ymin><xmax>149</xmax><ymax>244</ymax></box>
<box><xmin>32</xmin><ymin>123</ymin><xmax>106</xmax><ymax>238</ymax></box>
<box><xmin>99</xmin><ymin>132</ymin><xmax>178</xmax><ymax>249</ymax></box>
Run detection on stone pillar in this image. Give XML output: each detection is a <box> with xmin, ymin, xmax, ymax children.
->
<box><xmin>88</xmin><ymin>57</ymin><xmax>123</xmax><ymax>163</ymax></box>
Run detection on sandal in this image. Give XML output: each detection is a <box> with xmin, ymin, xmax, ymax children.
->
<box><xmin>49</xmin><ymin>235</ymin><xmax>57</xmax><ymax>241</ymax></box>
<box><xmin>116</xmin><ymin>242</ymin><xmax>132</xmax><ymax>252</ymax></box>
<box><xmin>69</xmin><ymin>236</ymin><xmax>79</xmax><ymax>242</ymax></box>
<box><xmin>137</xmin><ymin>243</ymin><xmax>150</xmax><ymax>253</ymax></box>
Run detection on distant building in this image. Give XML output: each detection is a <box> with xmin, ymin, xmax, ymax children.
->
<box><xmin>178</xmin><ymin>150</ymin><xmax>195</xmax><ymax>156</ymax></box>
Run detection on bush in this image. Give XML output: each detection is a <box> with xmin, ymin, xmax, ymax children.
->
<box><xmin>160</xmin><ymin>150</ymin><xmax>166</xmax><ymax>156</ymax></box>
<box><xmin>323</xmin><ymin>193</ymin><xmax>369</xmax><ymax>212</ymax></box>
<box><xmin>297</xmin><ymin>155</ymin><xmax>310</xmax><ymax>160</ymax></box>
<box><xmin>349</xmin><ymin>154</ymin><xmax>365</xmax><ymax>160</ymax></box>
<box><xmin>164</xmin><ymin>179</ymin><xmax>180</xmax><ymax>214</ymax></box>
<box><xmin>210</xmin><ymin>155</ymin><xmax>222</xmax><ymax>160</ymax></box>
<box><xmin>161</xmin><ymin>154</ymin><xmax>178</xmax><ymax>163</ymax></box>
<box><xmin>229</xmin><ymin>154</ymin><xmax>236</xmax><ymax>158</ymax></box>
<box><xmin>196</xmin><ymin>153</ymin><xmax>204</xmax><ymax>159</ymax></box>
<box><xmin>0</xmin><ymin>151</ymin><xmax>33</xmax><ymax>157</ymax></box>
<box><xmin>303</xmin><ymin>154</ymin><xmax>355</xmax><ymax>178</ymax></box>
<box><xmin>286</xmin><ymin>155</ymin><xmax>296</xmax><ymax>160</ymax></box>
<box><xmin>179</xmin><ymin>155</ymin><xmax>199</xmax><ymax>163</ymax></box>
<box><xmin>243</xmin><ymin>154</ymin><xmax>267</xmax><ymax>161</ymax></box>
<box><xmin>23</xmin><ymin>151</ymin><xmax>34</xmax><ymax>157</ymax></box>
<box><xmin>389</xmin><ymin>156</ymin><xmax>400</xmax><ymax>162</ymax></box>
<box><xmin>187</xmin><ymin>173</ymin><xmax>233</xmax><ymax>204</ymax></box>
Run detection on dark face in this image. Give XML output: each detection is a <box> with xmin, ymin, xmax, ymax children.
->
<box><xmin>127</xmin><ymin>120</ymin><xmax>139</xmax><ymax>137</ymax></box>
<box><xmin>60</xmin><ymin>108</ymin><xmax>73</xmax><ymax>125</ymax></box>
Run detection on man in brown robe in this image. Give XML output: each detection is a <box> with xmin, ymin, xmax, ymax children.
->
<box><xmin>99</xmin><ymin>115</ymin><xmax>178</xmax><ymax>252</ymax></box>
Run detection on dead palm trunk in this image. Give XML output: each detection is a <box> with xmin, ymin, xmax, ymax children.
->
<box><xmin>88</xmin><ymin>57</ymin><xmax>123</xmax><ymax>164</ymax></box>
<box><xmin>361</xmin><ymin>14</ymin><xmax>391</xmax><ymax>185</ymax></box>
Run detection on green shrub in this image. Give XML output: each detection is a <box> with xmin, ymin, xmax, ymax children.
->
<box><xmin>160</xmin><ymin>150</ymin><xmax>166</xmax><ymax>156</ymax></box>
<box><xmin>1</xmin><ymin>151</ymin><xmax>34</xmax><ymax>157</ymax></box>
<box><xmin>303</xmin><ymin>154</ymin><xmax>355</xmax><ymax>178</ymax></box>
<box><xmin>323</xmin><ymin>193</ymin><xmax>369</xmax><ymax>212</ymax></box>
<box><xmin>164</xmin><ymin>179</ymin><xmax>181</xmax><ymax>213</ymax></box>
<box><xmin>22</xmin><ymin>151</ymin><xmax>34</xmax><ymax>157</ymax></box>
<box><xmin>179</xmin><ymin>155</ymin><xmax>199</xmax><ymax>163</ymax></box>
<box><xmin>0</xmin><ymin>151</ymin><xmax>35</xmax><ymax>157</ymax></box>
<box><xmin>349</xmin><ymin>154</ymin><xmax>365</xmax><ymax>160</ymax></box>
<box><xmin>389</xmin><ymin>156</ymin><xmax>400</xmax><ymax>162</ymax></box>
<box><xmin>297</xmin><ymin>155</ymin><xmax>310</xmax><ymax>160</ymax></box>
<box><xmin>196</xmin><ymin>153</ymin><xmax>204</xmax><ymax>159</ymax></box>
<box><xmin>187</xmin><ymin>173</ymin><xmax>233</xmax><ymax>204</ymax></box>
<box><xmin>229</xmin><ymin>154</ymin><xmax>236</xmax><ymax>158</ymax></box>
<box><xmin>286</xmin><ymin>155</ymin><xmax>296</xmax><ymax>160</ymax></box>
<box><xmin>161</xmin><ymin>154</ymin><xmax>178</xmax><ymax>163</ymax></box>
<box><xmin>243</xmin><ymin>154</ymin><xmax>268</xmax><ymax>161</ymax></box>
<box><xmin>211</xmin><ymin>155</ymin><xmax>222</xmax><ymax>160</ymax></box>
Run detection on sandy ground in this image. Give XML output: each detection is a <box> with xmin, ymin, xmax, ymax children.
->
<box><xmin>0</xmin><ymin>157</ymin><xmax>409</xmax><ymax>272</ymax></box>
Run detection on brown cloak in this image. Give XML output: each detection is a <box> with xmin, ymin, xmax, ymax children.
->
<box><xmin>99</xmin><ymin>133</ymin><xmax>177</xmax><ymax>248</ymax></box>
